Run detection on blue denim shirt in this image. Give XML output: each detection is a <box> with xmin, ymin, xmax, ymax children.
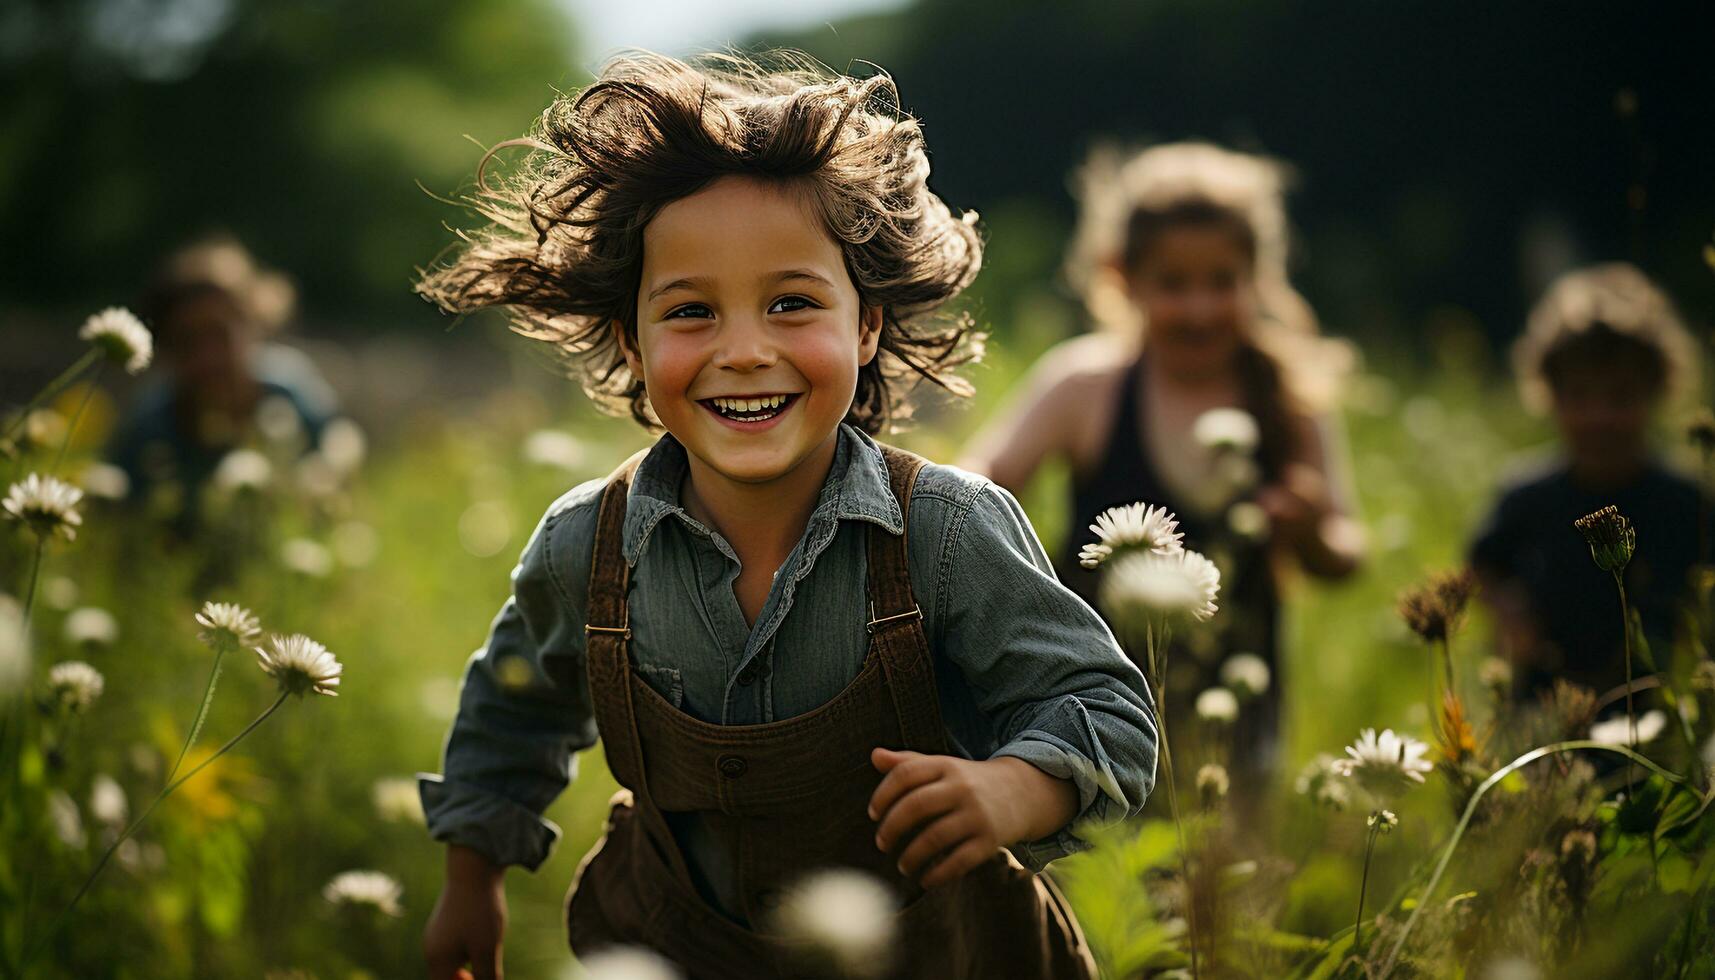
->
<box><xmin>419</xmin><ymin>424</ymin><xmax>1158</xmax><ymax>886</ymax></box>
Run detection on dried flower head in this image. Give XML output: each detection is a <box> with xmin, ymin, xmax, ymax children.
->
<box><xmin>1573</xmin><ymin>505</ymin><xmax>1634</xmax><ymax>573</ymax></box>
<box><xmin>1543</xmin><ymin>679</ymin><xmax>1598</xmax><ymax>738</ymax></box>
<box><xmin>773</xmin><ymin>868</ymin><xmax>896</xmax><ymax>978</ymax></box>
<box><xmin>79</xmin><ymin>307</ymin><xmax>153</xmax><ymax>375</ymax></box>
<box><xmin>1332</xmin><ymin>728</ymin><xmax>1434</xmax><ymax>801</ymax></box>
<box><xmin>196</xmin><ymin>601</ymin><xmax>261</xmax><ymax>652</ymax></box>
<box><xmin>322</xmin><ymin>870</ymin><xmax>403</xmax><ymax>916</ymax></box>
<box><xmin>1195</xmin><ymin>686</ymin><xmax>1240</xmax><ymax>724</ymax></box>
<box><xmin>1197</xmin><ymin>763</ymin><xmax>1230</xmax><ymax>809</ymax></box>
<box><xmin>1098</xmin><ymin>548</ymin><xmax>1221</xmax><ymax>637</ymax></box>
<box><xmin>255</xmin><ymin>634</ymin><xmax>342</xmax><ymax>697</ymax></box>
<box><xmin>1396</xmin><ymin>568</ymin><xmax>1476</xmax><ymax>643</ymax></box>
<box><xmin>4</xmin><ymin>474</ymin><xmax>84</xmax><ymax>541</ymax></box>
<box><xmin>1079</xmin><ymin>502</ymin><xmax>1185</xmax><ymax>568</ymax></box>
<box><xmin>47</xmin><ymin>660</ymin><xmax>104</xmax><ymax>712</ymax></box>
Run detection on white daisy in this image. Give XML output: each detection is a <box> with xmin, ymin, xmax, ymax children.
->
<box><xmin>372</xmin><ymin>778</ymin><xmax>426</xmax><ymax>825</ymax></box>
<box><xmin>255</xmin><ymin>633</ymin><xmax>342</xmax><ymax>697</ymax></box>
<box><xmin>1192</xmin><ymin>407</ymin><xmax>1260</xmax><ymax>456</ymax></box>
<box><xmin>4</xmin><ymin>473</ymin><xmax>84</xmax><ymax>541</ymax></box>
<box><xmin>79</xmin><ymin>462</ymin><xmax>131</xmax><ymax>501</ymax></box>
<box><xmin>1219</xmin><ymin>653</ymin><xmax>1271</xmax><ymax>698</ymax></box>
<box><xmin>322</xmin><ymin>870</ymin><xmax>403</xmax><ymax>917</ymax></box>
<box><xmin>48</xmin><ymin>660</ymin><xmax>104</xmax><ymax>712</ymax></box>
<box><xmin>280</xmin><ymin>538</ymin><xmax>334</xmax><ymax>578</ymax></box>
<box><xmin>1195</xmin><ymin>687</ymin><xmax>1240</xmax><ymax>724</ymax></box>
<box><xmin>196</xmin><ymin>601</ymin><xmax>261</xmax><ymax>652</ymax></box>
<box><xmin>79</xmin><ymin>307</ymin><xmax>153</xmax><ymax>375</ymax></box>
<box><xmin>1098</xmin><ymin>548</ymin><xmax>1222</xmax><ymax>635</ymax></box>
<box><xmin>318</xmin><ymin>418</ymin><xmax>367</xmax><ymax>476</ymax></box>
<box><xmin>64</xmin><ymin>607</ymin><xmax>118</xmax><ymax>648</ymax></box>
<box><xmin>1589</xmin><ymin>709</ymin><xmax>1667</xmax><ymax>747</ymax></box>
<box><xmin>1078</xmin><ymin>502</ymin><xmax>1184</xmax><ymax>569</ymax></box>
<box><xmin>1332</xmin><ymin>728</ymin><xmax>1434</xmax><ymax>801</ymax></box>
<box><xmin>772</xmin><ymin>868</ymin><xmax>896</xmax><ymax>977</ymax></box>
<box><xmin>89</xmin><ymin>773</ymin><xmax>128</xmax><ymax>826</ymax></box>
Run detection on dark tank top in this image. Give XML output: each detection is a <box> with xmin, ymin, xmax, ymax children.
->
<box><xmin>1057</xmin><ymin>354</ymin><xmax>1284</xmax><ymax>683</ymax></box>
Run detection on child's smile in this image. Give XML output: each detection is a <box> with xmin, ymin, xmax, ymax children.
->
<box><xmin>698</xmin><ymin>392</ymin><xmax>802</xmax><ymax>429</ymax></box>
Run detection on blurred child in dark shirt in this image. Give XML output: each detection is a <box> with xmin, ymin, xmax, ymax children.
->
<box><xmin>1469</xmin><ymin>263</ymin><xmax>1708</xmax><ymax>703</ymax></box>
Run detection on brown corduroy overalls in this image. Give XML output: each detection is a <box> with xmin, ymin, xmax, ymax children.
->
<box><xmin>564</xmin><ymin>445</ymin><xmax>1097</xmax><ymax>979</ymax></box>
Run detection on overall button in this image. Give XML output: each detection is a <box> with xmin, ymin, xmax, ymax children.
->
<box><xmin>717</xmin><ymin>754</ymin><xmax>748</xmax><ymax>779</ymax></box>
<box><xmin>736</xmin><ymin>664</ymin><xmax>757</xmax><ymax>686</ymax></box>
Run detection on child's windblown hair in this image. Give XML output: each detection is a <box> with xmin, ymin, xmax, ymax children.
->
<box><xmin>1511</xmin><ymin>263</ymin><xmax>1699</xmax><ymax>414</ymax></box>
<box><xmin>416</xmin><ymin>50</ymin><xmax>985</xmax><ymax>434</ymax></box>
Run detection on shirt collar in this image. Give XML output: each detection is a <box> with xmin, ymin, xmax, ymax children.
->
<box><xmin>621</xmin><ymin>423</ymin><xmax>904</xmax><ymax>567</ymax></box>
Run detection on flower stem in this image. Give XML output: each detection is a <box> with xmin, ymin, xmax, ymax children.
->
<box><xmin>1376</xmin><ymin>740</ymin><xmax>1687</xmax><ymax>979</ymax></box>
<box><xmin>21</xmin><ymin>691</ymin><xmax>290</xmax><ymax>969</ymax></box>
<box><xmin>1354</xmin><ymin>815</ymin><xmax>1382</xmax><ymax>954</ymax></box>
<box><xmin>1146</xmin><ymin>622</ymin><xmax>1200</xmax><ymax>980</ymax></box>
<box><xmin>1615</xmin><ymin>572</ymin><xmax>1636</xmax><ymax>796</ymax></box>
<box><xmin>164</xmin><ymin>646</ymin><xmax>227</xmax><ymax>787</ymax></box>
<box><xmin>4</xmin><ymin>350</ymin><xmax>100</xmax><ymax>444</ymax></box>
<box><xmin>50</xmin><ymin>362</ymin><xmax>103</xmax><ymax>474</ymax></box>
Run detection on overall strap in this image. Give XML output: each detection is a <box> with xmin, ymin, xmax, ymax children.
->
<box><xmin>584</xmin><ymin>451</ymin><xmax>651</xmax><ymax>799</ymax></box>
<box><xmin>866</xmin><ymin>444</ymin><xmax>949</xmax><ymax>754</ymax></box>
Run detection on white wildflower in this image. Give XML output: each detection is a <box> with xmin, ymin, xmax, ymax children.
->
<box><xmin>1193</xmin><ymin>408</ymin><xmax>1260</xmax><ymax>456</ymax></box>
<box><xmin>1295</xmin><ymin>753</ymin><xmax>1351</xmax><ymax>811</ymax></box>
<box><xmin>773</xmin><ymin>868</ymin><xmax>896</xmax><ymax>978</ymax></box>
<box><xmin>196</xmin><ymin>601</ymin><xmax>261</xmax><ymax>652</ymax></box>
<box><xmin>575</xmin><ymin>946</ymin><xmax>683</xmax><ymax>980</ymax></box>
<box><xmin>79</xmin><ymin>307</ymin><xmax>153</xmax><ymax>375</ymax></box>
<box><xmin>1197</xmin><ymin>763</ymin><xmax>1230</xmax><ymax>808</ymax></box>
<box><xmin>1195</xmin><ymin>687</ymin><xmax>1240</xmax><ymax>724</ymax></box>
<box><xmin>64</xmin><ymin>607</ymin><xmax>118</xmax><ymax>648</ymax></box>
<box><xmin>47</xmin><ymin>790</ymin><xmax>86</xmax><ymax>849</ymax></box>
<box><xmin>318</xmin><ymin>418</ymin><xmax>367</xmax><ymax>475</ymax></box>
<box><xmin>1226</xmin><ymin>500</ymin><xmax>1270</xmax><ymax>542</ymax></box>
<box><xmin>1589</xmin><ymin>710</ymin><xmax>1667</xmax><ymax>747</ymax></box>
<box><xmin>89</xmin><ymin>774</ymin><xmax>128</xmax><ymax>826</ymax></box>
<box><xmin>1368</xmin><ymin>808</ymin><xmax>1399</xmax><ymax>834</ymax></box>
<box><xmin>372</xmin><ymin>778</ymin><xmax>426</xmax><ymax>825</ymax></box>
<box><xmin>281</xmin><ymin>538</ymin><xmax>334</xmax><ymax>578</ymax></box>
<box><xmin>1219</xmin><ymin>653</ymin><xmax>1271</xmax><ymax>698</ymax></box>
<box><xmin>322</xmin><ymin>870</ymin><xmax>403</xmax><ymax>917</ymax></box>
<box><xmin>4</xmin><ymin>473</ymin><xmax>84</xmax><ymax>541</ymax></box>
<box><xmin>213</xmin><ymin>449</ymin><xmax>272</xmax><ymax>494</ymax></box>
<box><xmin>255</xmin><ymin>633</ymin><xmax>342</xmax><ymax>697</ymax></box>
<box><xmin>1098</xmin><ymin>548</ymin><xmax>1222</xmax><ymax>635</ymax></box>
<box><xmin>47</xmin><ymin>660</ymin><xmax>104</xmax><ymax>712</ymax></box>
<box><xmin>1332</xmin><ymin>728</ymin><xmax>1434</xmax><ymax>801</ymax></box>
<box><xmin>523</xmin><ymin>429</ymin><xmax>586</xmax><ymax>472</ymax></box>
<box><xmin>79</xmin><ymin>462</ymin><xmax>131</xmax><ymax>501</ymax></box>
<box><xmin>1078</xmin><ymin>502</ymin><xmax>1184</xmax><ymax>569</ymax></box>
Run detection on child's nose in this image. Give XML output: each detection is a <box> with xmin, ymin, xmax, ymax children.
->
<box><xmin>712</xmin><ymin>317</ymin><xmax>779</xmax><ymax>372</ymax></box>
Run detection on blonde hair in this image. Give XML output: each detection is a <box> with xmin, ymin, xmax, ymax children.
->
<box><xmin>1512</xmin><ymin>262</ymin><xmax>1699</xmax><ymax>414</ymax></box>
<box><xmin>1068</xmin><ymin>141</ymin><xmax>1351</xmax><ymax>419</ymax></box>
<box><xmin>415</xmin><ymin>50</ymin><xmax>984</xmax><ymax>434</ymax></box>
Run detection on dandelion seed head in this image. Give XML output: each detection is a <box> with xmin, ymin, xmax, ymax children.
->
<box><xmin>1573</xmin><ymin>505</ymin><xmax>1634</xmax><ymax>573</ymax></box>
<box><xmin>1195</xmin><ymin>686</ymin><xmax>1239</xmax><ymax>724</ymax></box>
<box><xmin>772</xmin><ymin>868</ymin><xmax>896</xmax><ymax>978</ymax></box>
<box><xmin>255</xmin><ymin>633</ymin><xmax>342</xmax><ymax>697</ymax></box>
<box><xmin>1331</xmin><ymin>728</ymin><xmax>1433</xmax><ymax>802</ymax></box>
<box><xmin>196</xmin><ymin>601</ymin><xmax>261</xmax><ymax>651</ymax></box>
<box><xmin>47</xmin><ymin>660</ymin><xmax>104</xmax><ymax>712</ymax></box>
<box><xmin>1078</xmin><ymin>502</ymin><xmax>1183</xmax><ymax>569</ymax></box>
<box><xmin>322</xmin><ymin>869</ymin><xmax>403</xmax><ymax>916</ymax></box>
<box><xmin>79</xmin><ymin>306</ymin><xmax>153</xmax><ymax>374</ymax></box>
<box><xmin>64</xmin><ymin>607</ymin><xmax>118</xmax><ymax>648</ymax></box>
<box><xmin>1219</xmin><ymin>653</ymin><xmax>1271</xmax><ymax>698</ymax></box>
<box><xmin>3</xmin><ymin>473</ymin><xmax>84</xmax><ymax>541</ymax></box>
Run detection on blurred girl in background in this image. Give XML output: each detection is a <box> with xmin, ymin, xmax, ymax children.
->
<box><xmin>961</xmin><ymin>142</ymin><xmax>1365</xmax><ymax>796</ymax></box>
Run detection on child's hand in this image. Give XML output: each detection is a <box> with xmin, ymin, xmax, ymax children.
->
<box><xmin>868</xmin><ymin>747</ymin><xmax>1077</xmax><ymax>888</ymax></box>
<box><xmin>424</xmin><ymin>844</ymin><xmax>508</xmax><ymax>980</ymax></box>
<box><xmin>1255</xmin><ymin>462</ymin><xmax>1329</xmax><ymax>544</ymax></box>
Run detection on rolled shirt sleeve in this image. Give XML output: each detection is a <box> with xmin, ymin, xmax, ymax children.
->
<box><xmin>417</xmin><ymin>497</ymin><xmax>599</xmax><ymax>871</ymax></box>
<box><xmin>934</xmin><ymin>480</ymin><xmax>1159</xmax><ymax>867</ymax></box>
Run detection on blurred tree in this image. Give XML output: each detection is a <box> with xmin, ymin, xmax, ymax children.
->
<box><xmin>0</xmin><ymin>0</ymin><xmax>582</xmax><ymax>325</ymax></box>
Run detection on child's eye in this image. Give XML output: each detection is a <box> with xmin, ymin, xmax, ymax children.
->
<box><xmin>664</xmin><ymin>303</ymin><xmax>713</xmax><ymax>320</ymax></box>
<box><xmin>768</xmin><ymin>295</ymin><xmax>818</xmax><ymax>315</ymax></box>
